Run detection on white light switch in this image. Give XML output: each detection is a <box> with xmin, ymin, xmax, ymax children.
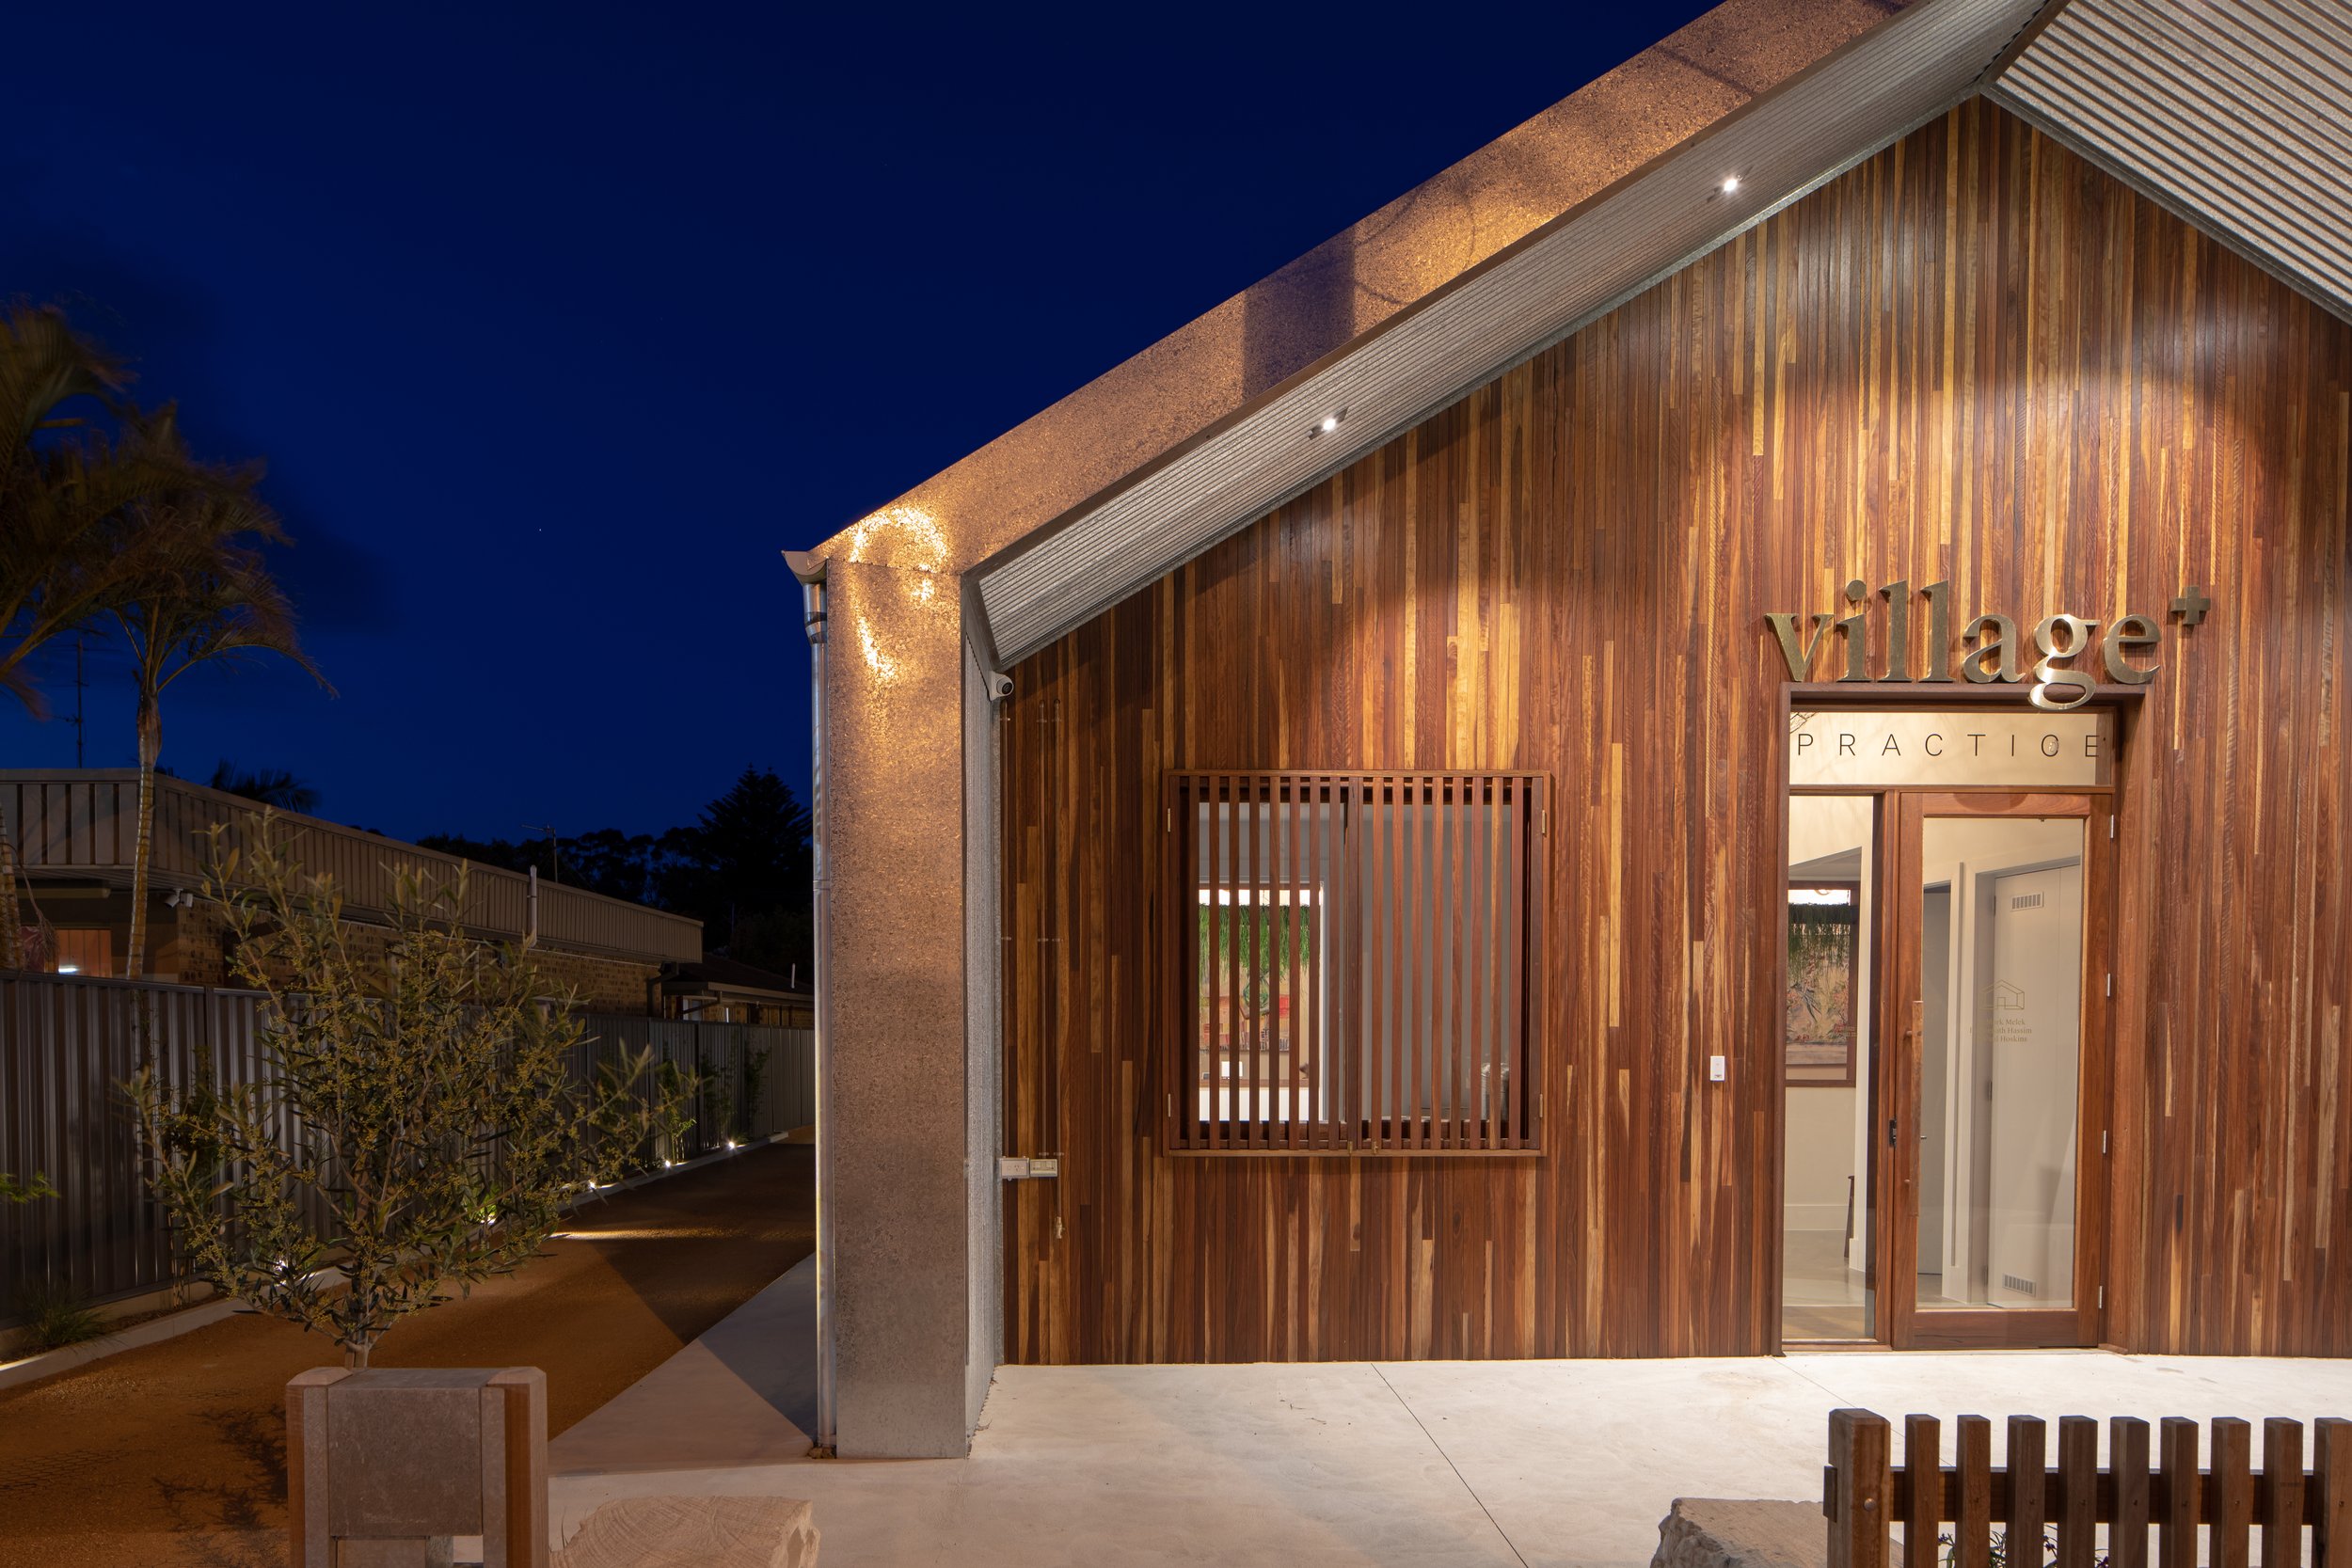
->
<box><xmin>997</xmin><ymin>1156</ymin><xmax>1031</xmax><ymax>1180</ymax></box>
<box><xmin>1030</xmin><ymin>1156</ymin><xmax>1060</xmax><ymax>1178</ymax></box>
<box><xmin>1708</xmin><ymin>1054</ymin><xmax>1726</xmax><ymax>1083</ymax></box>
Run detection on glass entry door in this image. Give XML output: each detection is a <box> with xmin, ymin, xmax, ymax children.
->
<box><xmin>1885</xmin><ymin>792</ymin><xmax>2109</xmax><ymax>1349</ymax></box>
<box><xmin>1780</xmin><ymin>794</ymin><xmax>1881</xmax><ymax>1343</ymax></box>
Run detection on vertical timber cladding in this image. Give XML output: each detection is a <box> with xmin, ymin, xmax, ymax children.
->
<box><xmin>999</xmin><ymin>97</ymin><xmax>2352</xmax><ymax>1365</ymax></box>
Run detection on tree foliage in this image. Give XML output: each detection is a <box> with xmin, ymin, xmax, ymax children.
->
<box><xmin>0</xmin><ymin>300</ymin><xmax>321</xmax><ymax>979</ymax></box>
<box><xmin>0</xmin><ymin>301</ymin><xmax>182</xmax><ymax>971</ymax></box>
<box><xmin>0</xmin><ymin>300</ymin><xmax>136</xmax><ymax>716</ymax></box>
<box><xmin>103</xmin><ymin>411</ymin><xmax>326</xmax><ymax>977</ymax></box>
<box><xmin>127</xmin><ymin>826</ymin><xmax>692</xmax><ymax>1368</ymax></box>
<box><xmin>419</xmin><ymin>766</ymin><xmax>814</xmax><ymax>980</ymax></box>
<box><xmin>204</xmin><ymin>760</ymin><xmax>322</xmax><ymax>814</ymax></box>
<box><xmin>0</xmin><ymin>1171</ymin><xmax>55</xmax><ymax>1204</ymax></box>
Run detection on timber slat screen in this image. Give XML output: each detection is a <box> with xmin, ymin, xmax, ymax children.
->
<box><xmin>1164</xmin><ymin>771</ymin><xmax>1545</xmax><ymax>1154</ymax></box>
<box><xmin>1825</xmin><ymin>1410</ymin><xmax>2352</xmax><ymax>1568</ymax></box>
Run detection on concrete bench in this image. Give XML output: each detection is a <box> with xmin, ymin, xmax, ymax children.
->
<box><xmin>553</xmin><ymin>1495</ymin><xmax>817</xmax><ymax>1568</ymax></box>
<box><xmin>1654</xmin><ymin>1498</ymin><xmax>1827</xmax><ymax>1568</ymax></box>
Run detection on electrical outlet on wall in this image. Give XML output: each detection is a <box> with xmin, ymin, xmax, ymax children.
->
<box><xmin>1708</xmin><ymin>1054</ymin><xmax>1726</xmax><ymax>1083</ymax></box>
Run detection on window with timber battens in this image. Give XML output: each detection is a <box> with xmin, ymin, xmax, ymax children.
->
<box><xmin>1162</xmin><ymin>772</ymin><xmax>1547</xmax><ymax>1154</ymax></box>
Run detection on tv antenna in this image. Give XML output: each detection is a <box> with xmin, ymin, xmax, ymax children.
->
<box><xmin>71</xmin><ymin>632</ymin><xmax>87</xmax><ymax>768</ymax></box>
<box><xmin>523</xmin><ymin>822</ymin><xmax>560</xmax><ymax>882</ymax></box>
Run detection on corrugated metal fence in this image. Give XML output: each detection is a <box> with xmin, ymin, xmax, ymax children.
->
<box><xmin>0</xmin><ymin>973</ymin><xmax>814</xmax><ymax>1327</ymax></box>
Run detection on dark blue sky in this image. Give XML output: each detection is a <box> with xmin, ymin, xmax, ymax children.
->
<box><xmin>3</xmin><ymin>3</ymin><xmax>1708</xmax><ymax>841</ymax></box>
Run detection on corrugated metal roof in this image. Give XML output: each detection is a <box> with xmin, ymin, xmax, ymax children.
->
<box><xmin>0</xmin><ymin>769</ymin><xmax>704</xmax><ymax>963</ymax></box>
<box><xmin>969</xmin><ymin>0</ymin><xmax>2049</xmax><ymax>669</ymax></box>
<box><xmin>1990</xmin><ymin>0</ymin><xmax>2352</xmax><ymax>323</ymax></box>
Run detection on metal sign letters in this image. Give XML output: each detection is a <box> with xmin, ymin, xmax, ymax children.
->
<box><xmin>1765</xmin><ymin>578</ymin><xmax>2209</xmax><ymax>710</ymax></box>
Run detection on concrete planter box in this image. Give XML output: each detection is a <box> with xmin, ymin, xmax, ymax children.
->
<box><xmin>287</xmin><ymin>1367</ymin><xmax>548</xmax><ymax>1568</ymax></box>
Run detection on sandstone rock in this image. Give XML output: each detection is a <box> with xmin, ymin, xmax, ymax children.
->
<box><xmin>1653</xmin><ymin>1497</ymin><xmax>1828</xmax><ymax>1568</ymax></box>
<box><xmin>553</xmin><ymin>1496</ymin><xmax>818</xmax><ymax>1568</ymax></box>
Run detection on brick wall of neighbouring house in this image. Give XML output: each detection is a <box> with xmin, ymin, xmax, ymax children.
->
<box><xmin>157</xmin><ymin>903</ymin><xmax>230</xmax><ymax>986</ymax></box>
<box><xmin>521</xmin><ymin>947</ymin><xmax>660</xmax><ymax>1013</ymax></box>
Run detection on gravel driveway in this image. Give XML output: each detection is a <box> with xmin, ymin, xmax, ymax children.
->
<box><xmin>0</xmin><ymin>1140</ymin><xmax>814</xmax><ymax>1568</ymax></box>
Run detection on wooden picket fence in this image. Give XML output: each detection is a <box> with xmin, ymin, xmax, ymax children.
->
<box><xmin>1825</xmin><ymin>1409</ymin><xmax>2352</xmax><ymax>1568</ymax></box>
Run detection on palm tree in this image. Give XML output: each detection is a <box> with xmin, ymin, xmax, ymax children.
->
<box><xmin>0</xmin><ymin>302</ymin><xmax>147</xmax><ymax>969</ymax></box>
<box><xmin>0</xmin><ymin>303</ymin><xmax>159</xmax><ymax>706</ymax></box>
<box><xmin>106</xmin><ymin>415</ymin><xmax>327</xmax><ymax>978</ymax></box>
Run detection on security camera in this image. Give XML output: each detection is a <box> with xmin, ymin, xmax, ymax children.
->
<box><xmin>985</xmin><ymin>671</ymin><xmax>1014</xmax><ymax>702</ymax></box>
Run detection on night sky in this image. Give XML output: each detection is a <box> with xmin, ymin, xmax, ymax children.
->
<box><xmin>3</xmin><ymin>3</ymin><xmax>1710</xmax><ymax>843</ymax></box>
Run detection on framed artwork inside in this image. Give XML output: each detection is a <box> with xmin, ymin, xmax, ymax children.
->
<box><xmin>1785</xmin><ymin>880</ymin><xmax>1859</xmax><ymax>1086</ymax></box>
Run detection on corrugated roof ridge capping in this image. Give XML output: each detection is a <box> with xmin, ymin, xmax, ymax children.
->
<box><xmin>1991</xmin><ymin>0</ymin><xmax>2352</xmax><ymax>320</ymax></box>
<box><xmin>972</xmin><ymin>0</ymin><xmax>2045</xmax><ymax>669</ymax></box>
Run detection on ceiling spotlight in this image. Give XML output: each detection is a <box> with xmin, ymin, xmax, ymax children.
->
<box><xmin>1308</xmin><ymin>407</ymin><xmax>1348</xmax><ymax>439</ymax></box>
<box><xmin>1721</xmin><ymin>175</ymin><xmax>1741</xmax><ymax>195</ymax></box>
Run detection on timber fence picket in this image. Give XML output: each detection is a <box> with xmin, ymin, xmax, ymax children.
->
<box><xmin>1826</xmin><ymin>1410</ymin><xmax>2352</xmax><ymax>1568</ymax></box>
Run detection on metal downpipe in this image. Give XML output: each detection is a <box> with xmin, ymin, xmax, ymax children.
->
<box><xmin>786</xmin><ymin>550</ymin><xmax>836</xmax><ymax>1455</ymax></box>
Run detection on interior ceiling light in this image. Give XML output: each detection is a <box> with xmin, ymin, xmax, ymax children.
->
<box><xmin>1308</xmin><ymin>407</ymin><xmax>1347</xmax><ymax>439</ymax></box>
<box><xmin>1721</xmin><ymin>175</ymin><xmax>1741</xmax><ymax>195</ymax></box>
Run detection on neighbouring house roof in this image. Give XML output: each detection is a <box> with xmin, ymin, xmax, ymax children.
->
<box><xmin>803</xmin><ymin>0</ymin><xmax>2352</xmax><ymax>674</ymax></box>
<box><xmin>660</xmin><ymin>955</ymin><xmax>810</xmax><ymax>1001</ymax></box>
<box><xmin>0</xmin><ymin>769</ymin><xmax>703</xmax><ymax>965</ymax></box>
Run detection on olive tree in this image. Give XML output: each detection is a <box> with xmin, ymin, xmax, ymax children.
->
<box><xmin>129</xmin><ymin>826</ymin><xmax>693</xmax><ymax>1368</ymax></box>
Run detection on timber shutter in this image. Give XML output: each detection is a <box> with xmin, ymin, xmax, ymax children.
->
<box><xmin>1162</xmin><ymin>771</ymin><xmax>1546</xmax><ymax>1154</ymax></box>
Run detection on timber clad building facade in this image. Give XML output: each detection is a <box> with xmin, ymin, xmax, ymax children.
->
<box><xmin>795</xmin><ymin>0</ymin><xmax>2352</xmax><ymax>1459</ymax></box>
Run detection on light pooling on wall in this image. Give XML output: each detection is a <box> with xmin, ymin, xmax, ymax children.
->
<box><xmin>844</xmin><ymin>504</ymin><xmax>951</xmax><ymax>684</ymax></box>
<box><xmin>856</xmin><ymin>618</ymin><xmax>898</xmax><ymax>683</ymax></box>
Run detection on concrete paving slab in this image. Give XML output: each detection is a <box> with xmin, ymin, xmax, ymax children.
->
<box><xmin>551</xmin><ymin>1259</ymin><xmax>819</xmax><ymax>1475</ymax></box>
<box><xmin>557</xmin><ymin>1358</ymin><xmax>1526</xmax><ymax>1567</ymax></box>
<box><xmin>549</xmin><ymin>1282</ymin><xmax>2352</xmax><ymax>1568</ymax></box>
<box><xmin>1377</xmin><ymin>1357</ymin><xmax>1836</xmax><ymax>1568</ymax></box>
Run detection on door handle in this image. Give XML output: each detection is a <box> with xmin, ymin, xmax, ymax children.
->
<box><xmin>1888</xmin><ymin>1117</ymin><xmax>1899</xmax><ymax>1148</ymax></box>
